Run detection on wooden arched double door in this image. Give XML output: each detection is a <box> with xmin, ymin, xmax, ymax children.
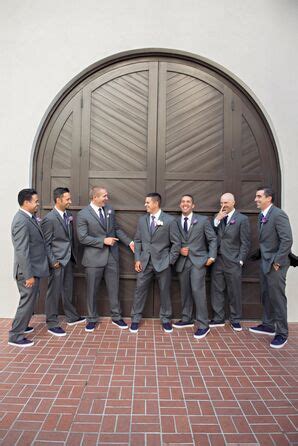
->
<box><xmin>34</xmin><ymin>52</ymin><xmax>280</xmax><ymax>318</ymax></box>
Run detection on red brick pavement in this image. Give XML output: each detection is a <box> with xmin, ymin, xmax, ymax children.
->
<box><xmin>0</xmin><ymin>317</ymin><xmax>297</xmax><ymax>445</ymax></box>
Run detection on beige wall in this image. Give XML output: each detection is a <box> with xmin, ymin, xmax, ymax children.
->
<box><xmin>0</xmin><ymin>0</ymin><xmax>297</xmax><ymax>319</ymax></box>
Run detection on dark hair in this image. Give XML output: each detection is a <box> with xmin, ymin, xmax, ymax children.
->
<box><xmin>146</xmin><ymin>192</ymin><xmax>161</xmax><ymax>205</ymax></box>
<box><xmin>180</xmin><ymin>194</ymin><xmax>194</xmax><ymax>203</ymax></box>
<box><xmin>257</xmin><ymin>186</ymin><xmax>275</xmax><ymax>203</ymax></box>
<box><xmin>53</xmin><ymin>187</ymin><xmax>70</xmax><ymax>203</ymax></box>
<box><xmin>18</xmin><ymin>188</ymin><xmax>37</xmax><ymax>206</ymax></box>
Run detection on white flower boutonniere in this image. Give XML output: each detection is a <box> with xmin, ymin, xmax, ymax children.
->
<box><xmin>156</xmin><ymin>220</ymin><xmax>164</xmax><ymax>227</ymax></box>
<box><xmin>67</xmin><ymin>216</ymin><xmax>73</xmax><ymax>223</ymax></box>
<box><xmin>107</xmin><ymin>209</ymin><xmax>112</xmax><ymax>218</ymax></box>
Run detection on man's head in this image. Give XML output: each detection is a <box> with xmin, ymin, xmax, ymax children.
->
<box><xmin>90</xmin><ymin>186</ymin><xmax>109</xmax><ymax>208</ymax></box>
<box><xmin>220</xmin><ymin>193</ymin><xmax>235</xmax><ymax>214</ymax></box>
<box><xmin>18</xmin><ymin>188</ymin><xmax>39</xmax><ymax>214</ymax></box>
<box><xmin>255</xmin><ymin>187</ymin><xmax>274</xmax><ymax>211</ymax></box>
<box><xmin>53</xmin><ymin>187</ymin><xmax>71</xmax><ymax>212</ymax></box>
<box><xmin>179</xmin><ymin>194</ymin><xmax>195</xmax><ymax>216</ymax></box>
<box><xmin>145</xmin><ymin>192</ymin><xmax>161</xmax><ymax>214</ymax></box>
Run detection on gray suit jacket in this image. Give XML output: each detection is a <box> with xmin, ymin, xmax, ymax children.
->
<box><xmin>41</xmin><ymin>209</ymin><xmax>76</xmax><ymax>268</ymax></box>
<box><xmin>258</xmin><ymin>205</ymin><xmax>293</xmax><ymax>274</ymax></box>
<box><xmin>11</xmin><ymin>210</ymin><xmax>49</xmax><ymax>279</ymax></box>
<box><xmin>77</xmin><ymin>204</ymin><xmax>131</xmax><ymax>267</ymax></box>
<box><xmin>171</xmin><ymin>214</ymin><xmax>217</xmax><ymax>273</ymax></box>
<box><xmin>134</xmin><ymin>211</ymin><xmax>176</xmax><ymax>272</ymax></box>
<box><xmin>214</xmin><ymin>210</ymin><xmax>251</xmax><ymax>265</ymax></box>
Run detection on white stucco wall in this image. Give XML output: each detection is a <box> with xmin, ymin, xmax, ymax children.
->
<box><xmin>0</xmin><ymin>0</ymin><xmax>297</xmax><ymax>319</ymax></box>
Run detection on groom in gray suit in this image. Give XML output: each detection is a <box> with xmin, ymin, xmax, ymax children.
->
<box><xmin>171</xmin><ymin>195</ymin><xmax>217</xmax><ymax>339</ymax></box>
<box><xmin>77</xmin><ymin>186</ymin><xmax>133</xmax><ymax>332</ymax></box>
<box><xmin>249</xmin><ymin>187</ymin><xmax>293</xmax><ymax>349</ymax></box>
<box><xmin>9</xmin><ymin>189</ymin><xmax>49</xmax><ymax>347</ymax></box>
<box><xmin>130</xmin><ymin>193</ymin><xmax>177</xmax><ymax>333</ymax></box>
<box><xmin>210</xmin><ymin>193</ymin><xmax>251</xmax><ymax>332</ymax></box>
<box><xmin>41</xmin><ymin>187</ymin><xmax>85</xmax><ymax>336</ymax></box>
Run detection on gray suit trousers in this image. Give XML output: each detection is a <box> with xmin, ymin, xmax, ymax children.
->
<box><xmin>131</xmin><ymin>260</ymin><xmax>172</xmax><ymax>323</ymax></box>
<box><xmin>9</xmin><ymin>276</ymin><xmax>40</xmax><ymax>342</ymax></box>
<box><xmin>86</xmin><ymin>253</ymin><xmax>121</xmax><ymax>322</ymax></box>
<box><xmin>211</xmin><ymin>255</ymin><xmax>242</xmax><ymax>323</ymax></box>
<box><xmin>178</xmin><ymin>259</ymin><xmax>209</xmax><ymax>328</ymax></box>
<box><xmin>45</xmin><ymin>261</ymin><xmax>79</xmax><ymax>328</ymax></box>
<box><xmin>260</xmin><ymin>265</ymin><xmax>289</xmax><ymax>337</ymax></box>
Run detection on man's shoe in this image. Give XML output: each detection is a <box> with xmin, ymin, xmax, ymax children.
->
<box><xmin>112</xmin><ymin>319</ymin><xmax>128</xmax><ymax>329</ymax></box>
<box><xmin>48</xmin><ymin>327</ymin><xmax>66</xmax><ymax>337</ymax></box>
<box><xmin>209</xmin><ymin>320</ymin><xmax>225</xmax><ymax>328</ymax></box>
<box><xmin>194</xmin><ymin>327</ymin><xmax>210</xmax><ymax>339</ymax></box>
<box><xmin>231</xmin><ymin>322</ymin><xmax>242</xmax><ymax>332</ymax></box>
<box><xmin>67</xmin><ymin>317</ymin><xmax>86</xmax><ymax>326</ymax></box>
<box><xmin>8</xmin><ymin>338</ymin><xmax>34</xmax><ymax>347</ymax></box>
<box><xmin>172</xmin><ymin>320</ymin><xmax>194</xmax><ymax>328</ymax></box>
<box><xmin>249</xmin><ymin>324</ymin><xmax>275</xmax><ymax>336</ymax></box>
<box><xmin>162</xmin><ymin>322</ymin><xmax>173</xmax><ymax>333</ymax></box>
<box><xmin>24</xmin><ymin>326</ymin><xmax>34</xmax><ymax>334</ymax></box>
<box><xmin>85</xmin><ymin>322</ymin><xmax>96</xmax><ymax>332</ymax></box>
<box><xmin>270</xmin><ymin>335</ymin><xmax>288</xmax><ymax>349</ymax></box>
<box><xmin>129</xmin><ymin>322</ymin><xmax>139</xmax><ymax>333</ymax></box>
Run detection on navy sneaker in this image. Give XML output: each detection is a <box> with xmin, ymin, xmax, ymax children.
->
<box><xmin>48</xmin><ymin>327</ymin><xmax>66</xmax><ymax>337</ymax></box>
<box><xmin>67</xmin><ymin>317</ymin><xmax>86</xmax><ymax>326</ymax></box>
<box><xmin>129</xmin><ymin>322</ymin><xmax>139</xmax><ymax>333</ymax></box>
<box><xmin>231</xmin><ymin>322</ymin><xmax>242</xmax><ymax>332</ymax></box>
<box><xmin>24</xmin><ymin>326</ymin><xmax>34</xmax><ymax>334</ymax></box>
<box><xmin>172</xmin><ymin>320</ymin><xmax>194</xmax><ymax>328</ymax></box>
<box><xmin>112</xmin><ymin>319</ymin><xmax>128</xmax><ymax>329</ymax></box>
<box><xmin>194</xmin><ymin>327</ymin><xmax>210</xmax><ymax>339</ymax></box>
<box><xmin>209</xmin><ymin>320</ymin><xmax>225</xmax><ymax>327</ymax></box>
<box><xmin>85</xmin><ymin>322</ymin><xmax>96</xmax><ymax>332</ymax></box>
<box><xmin>249</xmin><ymin>324</ymin><xmax>275</xmax><ymax>336</ymax></box>
<box><xmin>162</xmin><ymin>322</ymin><xmax>173</xmax><ymax>333</ymax></box>
<box><xmin>8</xmin><ymin>338</ymin><xmax>34</xmax><ymax>347</ymax></box>
<box><xmin>270</xmin><ymin>335</ymin><xmax>288</xmax><ymax>349</ymax></box>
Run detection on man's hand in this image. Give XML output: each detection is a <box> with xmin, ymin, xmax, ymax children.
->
<box><xmin>215</xmin><ymin>205</ymin><xmax>228</xmax><ymax>221</ymax></box>
<box><xmin>129</xmin><ymin>241</ymin><xmax>135</xmax><ymax>253</ymax></box>
<box><xmin>104</xmin><ymin>237</ymin><xmax>119</xmax><ymax>246</ymax></box>
<box><xmin>135</xmin><ymin>261</ymin><xmax>142</xmax><ymax>272</ymax></box>
<box><xmin>52</xmin><ymin>261</ymin><xmax>60</xmax><ymax>269</ymax></box>
<box><xmin>205</xmin><ymin>258</ymin><xmax>215</xmax><ymax>267</ymax></box>
<box><xmin>273</xmin><ymin>263</ymin><xmax>280</xmax><ymax>271</ymax></box>
<box><xmin>180</xmin><ymin>247</ymin><xmax>189</xmax><ymax>256</ymax></box>
<box><xmin>25</xmin><ymin>277</ymin><xmax>35</xmax><ymax>288</ymax></box>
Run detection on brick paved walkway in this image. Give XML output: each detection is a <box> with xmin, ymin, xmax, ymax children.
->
<box><xmin>0</xmin><ymin>317</ymin><xmax>297</xmax><ymax>445</ymax></box>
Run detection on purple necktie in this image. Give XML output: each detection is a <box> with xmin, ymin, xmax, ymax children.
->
<box><xmin>150</xmin><ymin>215</ymin><xmax>155</xmax><ymax>233</ymax></box>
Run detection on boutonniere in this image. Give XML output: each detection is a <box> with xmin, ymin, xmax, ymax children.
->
<box><xmin>67</xmin><ymin>216</ymin><xmax>73</xmax><ymax>223</ymax></box>
<box><xmin>107</xmin><ymin>209</ymin><xmax>112</xmax><ymax>218</ymax></box>
<box><xmin>261</xmin><ymin>216</ymin><xmax>268</xmax><ymax>224</ymax></box>
<box><xmin>36</xmin><ymin>216</ymin><xmax>42</xmax><ymax>224</ymax></box>
<box><xmin>192</xmin><ymin>219</ymin><xmax>198</xmax><ymax>225</ymax></box>
<box><xmin>229</xmin><ymin>219</ymin><xmax>236</xmax><ymax>225</ymax></box>
<box><xmin>156</xmin><ymin>220</ymin><xmax>163</xmax><ymax>226</ymax></box>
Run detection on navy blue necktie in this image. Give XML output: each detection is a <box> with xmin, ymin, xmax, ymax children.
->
<box><xmin>223</xmin><ymin>216</ymin><xmax>228</xmax><ymax>226</ymax></box>
<box><xmin>183</xmin><ymin>217</ymin><xmax>188</xmax><ymax>233</ymax></box>
<box><xmin>63</xmin><ymin>212</ymin><xmax>68</xmax><ymax>227</ymax></box>
<box><xmin>150</xmin><ymin>215</ymin><xmax>155</xmax><ymax>233</ymax></box>
<box><xmin>99</xmin><ymin>208</ymin><xmax>105</xmax><ymax>226</ymax></box>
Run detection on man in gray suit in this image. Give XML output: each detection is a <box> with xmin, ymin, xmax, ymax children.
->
<box><xmin>130</xmin><ymin>193</ymin><xmax>177</xmax><ymax>333</ymax></box>
<box><xmin>171</xmin><ymin>195</ymin><xmax>217</xmax><ymax>339</ymax></box>
<box><xmin>9</xmin><ymin>189</ymin><xmax>49</xmax><ymax>347</ymax></box>
<box><xmin>210</xmin><ymin>193</ymin><xmax>250</xmax><ymax>331</ymax></box>
<box><xmin>41</xmin><ymin>187</ymin><xmax>85</xmax><ymax>336</ymax></box>
<box><xmin>249</xmin><ymin>187</ymin><xmax>293</xmax><ymax>349</ymax></box>
<box><xmin>77</xmin><ymin>186</ymin><xmax>133</xmax><ymax>332</ymax></box>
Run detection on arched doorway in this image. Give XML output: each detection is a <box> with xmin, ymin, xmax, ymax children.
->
<box><xmin>33</xmin><ymin>49</ymin><xmax>280</xmax><ymax>319</ymax></box>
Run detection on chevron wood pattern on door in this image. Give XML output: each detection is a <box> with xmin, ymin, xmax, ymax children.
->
<box><xmin>34</xmin><ymin>55</ymin><xmax>280</xmax><ymax>319</ymax></box>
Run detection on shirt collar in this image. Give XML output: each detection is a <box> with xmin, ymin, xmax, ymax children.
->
<box><xmin>227</xmin><ymin>209</ymin><xmax>235</xmax><ymax>221</ymax></box>
<box><xmin>20</xmin><ymin>208</ymin><xmax>33</xmax><ymax>218</ymax></box>
<box><xmin>181</xmin><ymin>212</ymin><xmax>193</xmax><ymax>223</ymax></box>
<box><xmin>151</xmin><ymin>209</ymin><xmax>161</xmax><ymax>220</ymax></box>
<box><xmin>262</xmin><ymin>204</ymin><xmax>273</xmax><ymax>217</ymax></box>
<box><xmin>55</xmin><ymin>206</ymin><xmax>65</xmax><ymax>219</ymax></box>
<box><xmin>90</xmin><ymin>202</ymin><xmax>103</xmax><ymax>213</ymax></box>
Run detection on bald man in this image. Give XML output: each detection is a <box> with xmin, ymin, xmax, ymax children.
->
<box><xmin>210</xmin><ymin>193</ymin><xmax>250</xmax><ymax>331</ymax></box>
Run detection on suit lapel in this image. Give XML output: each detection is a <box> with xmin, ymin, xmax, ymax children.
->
<box><xmin>88</xmin><ymin>205</ymin><xmax>106</xmax><ymax>231</ymax></box>
<box><xmin>53</xmin><ymin>209</ymin><xmax>70</xmax><ymax>237</ymax></box>
<box><xmin>28</xmin><ymin>213</ymin><xmax>44</xmax><ymax>238</ymax></box>
<box><xmin>259</xmin><ymin>205</ymin><xmax>274</xmax><ymax>237</ymax></box>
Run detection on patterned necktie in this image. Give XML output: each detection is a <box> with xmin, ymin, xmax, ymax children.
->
<box><xmin>150</xmin><ymin>215</ymin><xmax>155</xmax><ymax>233</ymax></box>
<box><xmin>99</xmin><ymin>208</ymin><xmax>105</xmax><ymax>226</ymax></box>
<box><xmin>183</xmin><ymin>217</ymin><xmax>188</xmax><ymax>233</ymax></box>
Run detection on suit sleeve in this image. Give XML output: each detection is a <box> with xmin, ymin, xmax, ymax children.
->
<box><xmin>204</xmin><ymin>219</ymin><xmax>217</xmax><ymax>259</ymax></box>
<box><xmin>77</xmin><ymin>212</ymin><xmax>104</xmax><ymax>248</ymax></box>
<box><xmin>40</xmin><ymin>216</ymin><xmax>57</xmax><ymax>267</ymax></box>
<box><xmin>274</xmin><ymin>211</ymin><xmax>293</xmax><ymax>265</ymax></box>
<box><xmin>169</xmin><ymin>220</ymin><xmax>181</xmax><ymax>265</ymax></box>
<box><xmin>134</xmin><ymin>220</ymin><xmax>142</xmax><ymax>262</ymax></box>
<box><xmin>239</xmin><ymin>216</ymin><xmax>251</xmax><ymax>263</ymax></box>
<box><xmin>12</xmin><ymin>219</ymin><xmax>33</xmax><ymax>280</ymax></box>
